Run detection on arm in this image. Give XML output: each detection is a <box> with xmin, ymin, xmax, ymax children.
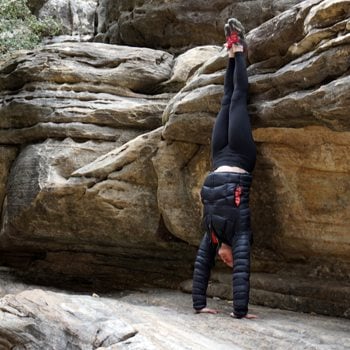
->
<box><xmin>192</xmin><ymin>232</ymin><xmax>217</xmax><ymax>311</ymax></box>
<box><xmin>231</xmin><ymin>231</ymin><xmax>251</xmax><ymax>318</ymax></box>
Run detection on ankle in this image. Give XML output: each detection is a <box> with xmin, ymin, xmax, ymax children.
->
<box><xmin>231</xmin><ymin>44</ymin><xmax>244</xmax><ymax>55</ymax></box>
<box><xmin>228</xmin><ymin>48</ymin><xmax>235</xmax><ymax>58</ymax></box>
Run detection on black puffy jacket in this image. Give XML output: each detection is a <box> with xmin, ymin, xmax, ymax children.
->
<box><xmin>192</xmin><ymin>172</ymin><xmax>252</xmax><ymax>318</ymax></box>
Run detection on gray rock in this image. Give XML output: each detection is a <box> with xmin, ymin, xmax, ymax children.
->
<box><xmin>0</xmin><ymin>147</ymin><xmax>17</xmax><ymax>215</ymax></box>
<box><xmin>0</xmin><ymin>289</ymin><xmax>137</xmax><ymax>349</ymax></box>
<box><xmin>38</xmin><ymin>0</ymin><xmax>98</xmax><ymax>38</ymax></box>
<box><xmin>95</xmin><ymin>0</ymin><xmax>303</xmax><ymax>53</ymax></box>
<box><xmin>1</xmin><ymin>285</ymin><xmax>350</xmax><ymax>350</ymax></box>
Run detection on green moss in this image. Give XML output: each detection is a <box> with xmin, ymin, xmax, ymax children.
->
<box><xmin>0</xmin><ymin>0</ymin><xmax>61</xmax><ymax>56</ymax></box>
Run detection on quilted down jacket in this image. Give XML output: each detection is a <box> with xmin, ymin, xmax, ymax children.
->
<box><xmin>192</xmin><ymin>171</ymin><xmax>253</xmax><ymax>318</ymax></box>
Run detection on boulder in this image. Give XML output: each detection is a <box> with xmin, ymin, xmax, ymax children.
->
<box><xmin>0</xmin><ymin>289</ymin><xmax>139</xmax><ymax>349</ymax></box>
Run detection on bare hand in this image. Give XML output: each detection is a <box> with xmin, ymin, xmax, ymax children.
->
<box><xmin>195</xmin><ymin>308</ymin><xmax>219</xmax><ymax>314</ymax></box>
<box><xmin>230</xmin><ymin>312</ymin><xmax>258</xmax><ymax>319</ymax></box>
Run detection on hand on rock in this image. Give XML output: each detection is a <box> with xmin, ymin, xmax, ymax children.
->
<box><xmin>230</xmin><ymin>312</ymin><xmax>258</xmax><ymax>319</ymax></box>
<box><xmin>195</xmin><ymin>307</ymin><xmax>219</xmax><ymax>314</ymax></box>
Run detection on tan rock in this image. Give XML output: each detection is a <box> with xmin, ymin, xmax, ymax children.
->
<box><xmin>162</xmin><ymin>46</ymin><xmax>222</xmax><ymax>91</ymax></box>
<box><xmin>252</xmin><ymin>126</ymin><xmax>350</xmax><ymax>260</ymax></box>
<box><xmin>162</xmin><ymin>84</ymin><xmax>222</xmax><ymax>144</ymax></box>
<box><xmin>0</xmin><ymin>43</ymin><xmax>173</xmax><ymax>91</ymax></box>
<box><xmin>304</xmin><ymin>0</ymin><xmax>350</xmax><ymax>31</ymax></box>
<box><xmin>251</xmin><ymin>75</ymin><xmax>350</xmax><ymax>130</ymax></box>
<box><xmin>0</xmin><ymin>0</ymin><xmax>349</xmax><ymax>318</ymax></box>
<box><xmin>249</xmin><ymin>43</ymin><xmax>350</xmax><ymax>100</ymax></box>
<box><xmin>1</xmin><ymin>136</ymin><xmax>151</xmax><ymax>247</ymax></box>
<box><xmin>0</xmin><ymin>43</ymin><xmax>174</xmax><ymax>143</ymax></box>
<box><xmin>153</xmin><ymin>140</ymin><xmax>210</xmax><ymax>245</ymax></box>
<box><xmin>0</xmin><ymin>131</ymin><xmax>197</xmax><ymax>289</ymax></box>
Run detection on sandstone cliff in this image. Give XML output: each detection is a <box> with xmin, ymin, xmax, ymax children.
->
<box><xmin>0</xmin><ymin>0</ymin><xmax>349</xmax><ymax>321</ymax></box>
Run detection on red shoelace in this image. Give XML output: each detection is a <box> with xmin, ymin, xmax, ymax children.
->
<box><xmin>226</xmin><ymin>31</ymin><xmax>240</xmax><ymax>49</ymax></box>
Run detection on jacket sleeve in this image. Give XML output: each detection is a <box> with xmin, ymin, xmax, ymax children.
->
<box><xmin>232</xmin><ymin>231</ymin><xmax>251</xmax><ymax>318</ymax></box>
<box><xmin>192</xmin><ymin>232</ymin><xmax>217</xmax><ymax>310</ymax></box>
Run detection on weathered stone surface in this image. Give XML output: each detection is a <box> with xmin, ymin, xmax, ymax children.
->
<box><xmin>0</xmin><ymin>289</ymin><xmax>138</xmax><ymax>349</ymax></box>
<box><xmin>251</xmin><ymin>126</ymin><xmax>350</xmax><ymax>260</ymax></box>
<box><xmin>1</xmin><ymin>138</ymin><xmax>116</xmax><ymax>238</ymax></box>
<box><xmin>0</xmin><ymin>41</ymin><xmax>208</xmax><ymax>290</ymax></box>
<box><xmin>161</xmin><ymin>45</ymin><xmax>222</xmax><ymax>92</ymax></box>
<box><xmin>181</xmin><ymin>269</ymin><xmax>350</xmax><ymax>318</ymax></box>
<box><xmin>1</xmin><ymin>283</ymin><xmax>349</xmax><ymax>350</ymax></box>
<box><xmin>96</xmin><ymin>0</ymin><xmax>303</xmax><ymax>52</ymax></box>
<box><xmin>0</xmin><ymin>147</ymin><xmax>17</xmax><ymax>214</ymax></box>
<box><xmin>153</xmin><ymin>140</ymin><xmax>209</xmax><ymax>245</ymax></box>
<box><xmin>1</xmin><ymin>134</ymin><xmax>158</xmax><ymax>248</ymax></box>
<box><xmin>0</xmin><ymin>131</ymin><xmax>197</xmax><ymax>289</ymax></box>
<box><xmin>38</xmin><ymin>0</ymin><xmax>98</xmax><ymax>39</ymax></box>
<box><xmin>250</xmin><ymin>75</ymin><xmax>350</xmax><ymax>130</ymax></box>
<box><xmin>163</xmin><ymin>1</ymin><xmax>350</xmax><ymax>141</ymax></box>
<box><xmin>0</xmin><ymin>43</ymin><xmax>173</xmax><ymax>144</ymax></box>
<box><xmin>0</xmin><ymin>42</ymin><xmax>173</xmax><ymax>92</ymax></box>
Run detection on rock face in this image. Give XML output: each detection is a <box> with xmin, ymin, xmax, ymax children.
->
<box><xmin>0</xmin><ymin>148</ymin><xmax>17</xmax><ymax>215</ymax></box>
<box><xmin>162</xmin><ymin>0</ymin><xmax>350</xmax><ymax>265</ymax></box>
<box><xmin>95</xmin><ymin>0</ymin><xmax>303</xmax><ymax>52</ymax></box>
<box><xmin>0</xmin><ymin>43</ymin><xmax>173</xmax><ymax>144</ymax></box>
<box><xmin>0</xmin><ymin>0</ymin><xmax>349</xmax><ymax>318</ymax></box>
<box><xmin>0</xmin><ymin>43</ymin><xmax>219</xmax><ymax>290</ymax></box>
<box><xmin>28</xmin><ymin>0</ymin><xmax>302</xmax><ymax>49</ymax></box>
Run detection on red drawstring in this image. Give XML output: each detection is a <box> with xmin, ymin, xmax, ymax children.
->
<box><xmin>235</xmin><ymin>185</ymin><xmax>242</xmax><ymax>207</ymax></box>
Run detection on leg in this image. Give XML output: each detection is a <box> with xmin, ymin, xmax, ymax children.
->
<box><xmin>192</xmin><ymin>232</ymin><xmax>218</xmax><ymax>311</ymax></box>
<box><xmin>223</xmin><ymin>57</ymin><xmax>235</xmax><ymax>103</ymax></box>
<box><xmin>228</xmin><ymin>52</ymin><xmax>256</xmax><ymax>169</ymax></box>
<box><xmin>231</xmin><ymin>231</ymin><xmax>251</xmax><ymax>318</ymax></box>
<box><xmin>232</xmin><ymin>52</ymin><xmax>248</xmax><ymax>96</ymax></box>
<box><xmin>211</xmin><ymin>58</ymin><xmax>235</xmax><ymax>160</ymax></box>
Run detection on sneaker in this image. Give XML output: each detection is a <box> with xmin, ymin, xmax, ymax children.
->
<box><xmin>227</xmin><ymin>18</ymin><xmax>245</xmax><ymax>40</ymax></box>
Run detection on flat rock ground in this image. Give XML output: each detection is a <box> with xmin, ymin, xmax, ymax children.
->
<box><xmin>104</xmin><ymin>289</ymin><xmax>350</xmax><ymax>350</ymax></box>
<box><xmin>1</xmin><ymin>269</ymin><xmax>349</xmax><ymax>350</ymax></box>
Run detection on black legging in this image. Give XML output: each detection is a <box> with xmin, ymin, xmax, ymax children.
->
<box><xmin>211</xmin><ymin>53</ymin><xmax>256</xmax><ymax>172</ymax></box>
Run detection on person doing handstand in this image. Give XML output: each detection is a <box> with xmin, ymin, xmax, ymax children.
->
<box><xmin>192</xmin><ymin>18</ymin><xmax>257</xmax><ymax>319</ymax></box>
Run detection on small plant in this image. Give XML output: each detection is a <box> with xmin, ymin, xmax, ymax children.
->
<box><xmin>0</xmin><ymin>0</ymin><xmax>61</xmax><ymax>57</ymax></box>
